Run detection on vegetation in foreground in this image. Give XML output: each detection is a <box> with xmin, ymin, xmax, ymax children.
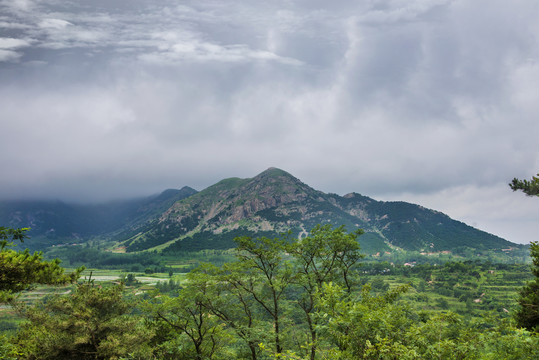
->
<box><xmin>2</xmin><ymin>224</ymin><xmax>539</xmax><ymax>359</ymax></box>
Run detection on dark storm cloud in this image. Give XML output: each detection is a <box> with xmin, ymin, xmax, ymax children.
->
<box><xmin>0</xmin><ymin>0</ymin><xmax>538</xmax><ymax>243</ymax></box>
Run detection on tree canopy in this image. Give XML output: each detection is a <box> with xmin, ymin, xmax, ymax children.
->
<box><xmin>0</xmin><ymin>226</ymin><xmax>82</xmax><ymax>303</ymax></box>
<box><xmin>515</xmin><ymin>241</ymin><xmax>539</xmax><ymax>331</ymax></box>
<box><xmin>510</xmin><ymin>173</ymin><xmax>539</xmax><ymax>196</ymax></box>
<box><xmin>509</xmin><ymin>174</ymin><xmax>539</xmax><ymax>330</ymax></box>
<box><xmin>12</xmin><ymin>279</ymin><xmax>153</xmax><ymax>359</ymax></box>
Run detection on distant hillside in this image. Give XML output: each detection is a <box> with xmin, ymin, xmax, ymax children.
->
<box><xmin>0</xmin><ymin>186</ymin><xmax>197</xmax><ymax>249</ymax></box>
<box><xmin>117</xmin><ymin>168</ymin><xmax>516</xmax><ymax>254</ymax></box>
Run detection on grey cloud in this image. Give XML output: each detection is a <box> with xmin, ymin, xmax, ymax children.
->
<box><xmin>0</xmin><ymin>37</ymin><xmax>31</xmax><ymax>48</ymax></box>
<box><xmin>0</xmin><ymin>37</ymin><xmax>32</xmax><ymax>62</ymax></box>
<box><xmin>0</xmin><ymin>0</ymin><xmax>538</xmax><ymax>242</ymax></box>
<box><xmin>4</xmin><ymin>0</ymin><xmax>35</xmax><ymax>12</ymax></box>
<box><xmin>138</xmin><ymin>39</ymin><xmax>302</xmax><ymax>65</ymax></box>
<box><xmin>38</xmin><ymin>18</ymin><xmax>73</xmax><ymax>30</ymax></box>
<box><xmin>359</xmin><ymin>0</ymin><xmax>450</xmax><ymax>24</ymax></box>
<box><xmin>0</xmin><ymin>49</ymin><xmax>21</xmax><ymax>61</ymax></box>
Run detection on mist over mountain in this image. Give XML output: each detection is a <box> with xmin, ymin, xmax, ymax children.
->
<box><xmin>0</xmin><ymin>186</ymin><xmax>197</xmax><ymax>249</ymax></box>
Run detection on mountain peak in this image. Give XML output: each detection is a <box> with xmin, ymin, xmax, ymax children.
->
<box><xmin>179</xmin><ymin>186</ymin><xmax>197</xmax><ymax>193</ymax></box>
<box><xmin>256</xmin><ymin>167</ymin><xmax>294</xmax><ymax>178</ymax></box>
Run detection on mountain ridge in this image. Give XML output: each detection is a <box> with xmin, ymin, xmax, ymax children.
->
<box><xmin>117</xmin><ymin>168</ymin><xmax>516</xmax><ymax>254</ymax></box>
<box><xmin>0</xmin><ymin>168</ymin><xmax>517</xmax><ymax>254</ymax></box>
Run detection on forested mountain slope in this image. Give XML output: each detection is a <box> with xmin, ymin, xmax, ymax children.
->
<box><xmin>117</xmin><ymin>168</ymin><xmax>515</xmax><ymax>254</ymax></box>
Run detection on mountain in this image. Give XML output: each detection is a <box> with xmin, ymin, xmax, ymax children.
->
<box><xmin>117</xmin><ymin>168</ymin><xmax>516</xmax><ymax>254</ymax></box>
<box><xmin>0</xmin><ymin>168</ymin><xmax>517</xmax><ymax>254</ymax></box>
<box><xmin>0</xmin><ymin>186</ymin><xmax>197</xmax><ymax>249</ymax></box>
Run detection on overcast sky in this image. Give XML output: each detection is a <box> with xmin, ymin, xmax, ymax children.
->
<box><xmin>1</xmin><ymin>0</ymin><xmax>538</xmax><ymax>244</ymax></box>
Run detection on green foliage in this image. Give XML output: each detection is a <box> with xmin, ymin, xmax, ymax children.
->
<box><xmin>479</xmin><ymin>321</ymin><xmax>539</xmax><ymax>360</ymax></box>
<box><xmin>145</xmin><ymin>275</ymin><xmax>231</xmax><ymax>360</ymax></box>
<box><xmin>140</xmin><ymin>225</ymin><xmax>539</xmax><ymax>359</ymax></box>
<box><xmin>515</xmin><ymin>241</ymin><xmax>539</xmax><ymax>331</ymax></box>
<box><xmin>125</xmin><ymin>219</ymin><xmax>198</xmax><ymax>252</ymax></box>
<box><xmin>0</xmin><ymin>333</ymin><xmax>19</xmax><ymax>360</ymax></box>
<box><xmin>370</xmin><ymin>278</ymin><xmax>390</xmax><ymax>293</ymax></box>
<box><xmin>374</xmin><ymin>201</ymin><xmax>510</xmax><ymax>251</ymax></box>
<box><xmin>165</xmin><ymin>228</ymin><xmax>277</xmax><ymax>253</ymax></box>
<box><xmin>316</xmin><ymin>282</ymin><xmax>413</xmax><ymax>359</ymax></box>
<box><xmin>4</xmin><ymin>223</ymin><xmax>539</xmax><ymax>359</ymax></box>
<box><xmin>289</xmin><ymin>224</ymin><xmax>365</xmax><ymax>359</ymax></box>
<box><xmin>122</xmin><ymin>273</ymin><xmax>139</xmax><ymax>286</ymax></box>
<box><xmin>316</xmin><ymin>282</ymin><xmax>539</xmax><ymax>359</ymax></box>
<box><xmin>510</xmin><ymin>173</ymin><xmax>539</xmax><ymax>196</ymax></box>
<box><xmin>47</xmin><ymin>245</ymin><xmax>166</xmax><ymax>272</ymax></box>
<box><xmin>12</xmin><ymin>280</ymin><xmax>153</xmax><ymax>359</ymax></box>
<box><xmin>0</xmin><ymin>226</ymin><xmax>82</xmax><ymax>303</ymax></box>
<box><xmin>154</xmin><ymin>278</ymin><xmax>182</xmax><ymax>294</ymax></box>
<box><xmin>0</xmin><ymin>226</ymin><xmax>29</xmax><ymax>250</ymax></box>
<box><xmin>233</xmin><ymin>233</ymin><xmax>295</xmax><ymax>355</ymax></box>
<box><xmin>291</xmin><ymin>224</ymin><xmax>364</xmax><ymax>292</ymax></box>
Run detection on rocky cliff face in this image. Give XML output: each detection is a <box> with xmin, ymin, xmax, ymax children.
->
<box><xmin>152</xmin><ymin>168</ymin><xmax>319</xmax><ymax>236</ymax></box>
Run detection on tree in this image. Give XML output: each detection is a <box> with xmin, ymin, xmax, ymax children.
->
<box><xmin>232</xmin><ymin>234</ymin><xmax>294</xmax><ymax>355</ymax></box>
<box><xmin>12</xmin><ymin>279</ymin><xmax>153</xmax><ymax>359</ymax></box>
<box><xmin>0</xmin><ymin>226</ymin><xmax>28</xmax><ymax>248</ymax></box>
<box><xmin>198</xmin><ymin>262</ymin><xmax>266</xmax><ymax>360</ymax></box>
<box><xmin>289</xmin><ymin>224</ymin><xmax>364</xmax><ymax>360</ymax></box>
<box><xmin>515</xmin><ymin>241</ymin><xmax>539</xmax><ymax>331</ymax></box>
<box><xmin>510</xmin><ymin>174</ymin><xmax>539</xmax><ymax>330</ymax></box>
<box><xmin>146</xmin><ymin>273</ymin><xmax>229</xmax><ymax>360</ymax></box>
<box><xmin>316</xmin><ymin>282</ymin><xmax>413</xmax><ymax>359</ymax></box>
<box><xmin>0</xmin><ymin>226</ymin><xmax>82</xmax><ymax>303</ymax></box>
<box><xmin>510</xmin><ymin>173</ymin><xmax>539</xmax><ymax>196</ymax></box>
